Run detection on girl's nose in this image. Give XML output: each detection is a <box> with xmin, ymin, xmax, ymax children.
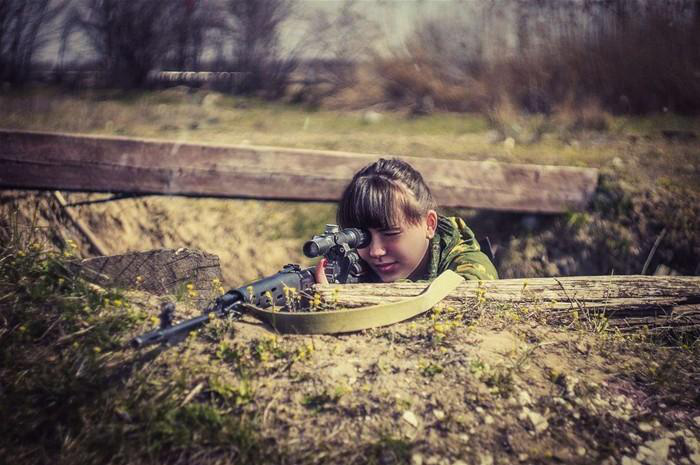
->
<box><xmin>368</xmin><ymin>237</ymin><xmax>386</xmax><ymax>258</ymax></box>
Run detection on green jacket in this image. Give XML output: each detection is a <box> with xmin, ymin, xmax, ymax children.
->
<box><xmin>425</xmin><ymin>216</ymin><xmax>498</xmax><ymax>281</ymax></box>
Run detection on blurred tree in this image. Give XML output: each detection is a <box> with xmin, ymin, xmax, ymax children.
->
<box><xmin>226</xmin><ymin>0</ymin><xmax>296</xmax><ymax>97</ymax></box>
<box><xmin>0</xmin><ymin>0</ymin><xmax>69</xmax><ymax>85</ymax></box>
<box><xmin>68</xmin><ymin>0</ymin><xmax>179</xmax><ymax>87</ymax></box>
<box><xmin>166</xmin><ymin>0</ymin><xmax>227</xmax><ymax>71</ymax></box>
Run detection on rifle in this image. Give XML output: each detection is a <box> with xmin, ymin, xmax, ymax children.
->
<box><xmin>131</xmin><ymin>225</ymin><xmax>369</xmax><ymax>348</ymax></box>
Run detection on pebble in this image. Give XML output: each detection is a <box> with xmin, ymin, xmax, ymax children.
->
<box><xmin>576</xmin><ymin>447</ymin><xmax>586</xmax><ymax>457</ymax></box>
<box><xmin>518</xmin><ymin>390</ymin><xmax>532</xmax><ymax>406</ymax></box>
<box><xmin>621</xmin><ymin>457</ymin><xmax>642</xmax><ymax>465</ymax></box>
<box><xmin>411</xmin><ymin>453</ymin><xmax>424</xmax><ymax>465</ymax></box>
<box><xmin>484</xmin><ymin>415</ymin><xmax>495</xmax><ymax>425</ymax></box>
<box><xmin>694</xmin><ymin>416</ymin><xmax>700</xmax><ymax>427</ymax></box>
<box><xmin>434</xmin><ymin>410</ymin><xmax>445</xmax><ymax>421</ymax></box>
<box><xmin>362</xmin><ymin>110</ymin><xmax>383</xmax><ymax>124</ymax></box>
<box><xmin>479</xmin><ymin>453</ymin><xmax>494</xmax><ymax>465</ymax></box>
<box><xmin>403</xmin><ymin>410</ymin><xmax>419</xmax><ymax>428</ymax></box>
<box><xmin>635</xmin><ymin>438</ymin><xmax>673</xmax><ymax>465</ymax></box>
<box><xmin>522</xmin><ymin>409</ymin><xmax>549</xmax><ymax>434</ymax></box>
<box><xmin>612</xmin><ymin>157</ymin><xmax>625</xmax><ymax>169</ymax></box>
<box><xmin>638</xmin><ymin>422</ymin><xmax>653</xmax><ymax>432</ymax></box>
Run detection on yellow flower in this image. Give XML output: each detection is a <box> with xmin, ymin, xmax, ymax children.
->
<box><xmin>186</xmin><ymin>283</ymin><xmax>195</xmax><ymax>291</ymax></box>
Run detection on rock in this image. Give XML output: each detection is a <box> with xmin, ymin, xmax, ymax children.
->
<box><xmin>576</xmin><ymin>447</ymin><xmax>586</xmax><ymax>457</ymax></box>
<box><xmin>638</xmin><ymin>422</ymin><xmax>653</xmax><ymax>433</ymax></box>
<box><xmin>362</xmin><ymin>110</ymin><xmax>384</xmax><ymax>124</ymax></box>
<box><xmin>612</xmin><ymin>157</ymin><xmax>625</xmax><ymax>169</ymax></box>
<box><xmin>635</xmin><ymin>438</ymin><xmax>673</xmax><ymax>465</ymax></box>
<box><xmin>504</xmin><ymin>137</ymin><xmax>516</xmax><ymax>150</ymax></box>
<box><xmin>403</xmin><ymin>410</ymin><xmax>419</xmax><ymax>428</ymax></box>
<box><xmin>484</xmin><ymin>415</ymin><xmax>494</xmax><ymax>425</ymax></box>
<box><xmin>201</xmin><ymin>92</ymin><xmax>223</xmax><ymax>109</ymax></box>
<box><xmin>479</xmin><ymin>453</ymin><xmax>494</xmax><ymax>465</ymax></box>
<box><xmin>621</xmin><ymin>457</ymin><xmax>642</xmax><ymax>465</ymax></box>
<box><xmin>518</xmin><ymin>390</ymin><xmax>532</xmax><ymax>406</ymax></box>
<box><xmin>411</xmin><ymin>453</ymin><xmax>424</xmax><ymax>465</ymax></box>
<box><xmin>526</xmin><ymin>409</ymin><xmax>549</xmax><ymax>434</ymax></box>
<box><xmin>433</xmin><ymin>410</ymin><xmax>445</xmax><ymax>420</ymax></box>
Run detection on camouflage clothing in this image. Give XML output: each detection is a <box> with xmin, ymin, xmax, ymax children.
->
<box><xmin>425</xmin><ymin>216</ymin><xmax>498</xmax><ymax>281</ymax></box>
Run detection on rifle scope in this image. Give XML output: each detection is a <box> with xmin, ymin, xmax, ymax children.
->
<box><xmin>303</xmin><ymin>225</ymin><xmax>370</xmax><ymax>258</ymax></box>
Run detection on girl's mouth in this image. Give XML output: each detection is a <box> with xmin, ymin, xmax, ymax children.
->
<box><xmin>374</xmin><ymin>262</ymin><xmax>398</xmax><ymax>274</ymax></box>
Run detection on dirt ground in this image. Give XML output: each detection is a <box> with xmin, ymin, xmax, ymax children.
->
<box><xmin>2</xmin><ymin>188</ymin><xmax>699</xmax><ymax>465</ymax></box>
<box><xmin>1</xmin><ymin>89</ymin><xmax>699</xmax><ymax>464</ymax></box>
<box><xmin>118</xmin><ymin>287</ymin><xmax>700</xmax><ymax>465</ymax></box>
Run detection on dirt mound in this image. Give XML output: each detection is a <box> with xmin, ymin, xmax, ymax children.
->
<box><xmin>0</xmin><ymin>191</ymin><xmax>336</xmax><ymax>286</ymax></box>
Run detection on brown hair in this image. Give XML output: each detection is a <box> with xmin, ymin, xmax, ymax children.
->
<box><xmin>337</xmin><ymin>158</ymin><xmax>437</xmax><ymax>229</ymax></box>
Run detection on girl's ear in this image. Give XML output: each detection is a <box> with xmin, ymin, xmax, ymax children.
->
<box><xmin>426</xmin><ymin>210</ymin><xmax>438</xmax><ymax>239</ymax></box>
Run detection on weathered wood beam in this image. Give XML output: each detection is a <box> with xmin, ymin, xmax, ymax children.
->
<box><xmin>0</xmin><ymin>129</ymin><xmax>599</xmax><ymax>213</ymax></box>
<box><xmin>315</xmin><ymin>275</ymin><xmax>700</xmax><ymax>333</ymax></box>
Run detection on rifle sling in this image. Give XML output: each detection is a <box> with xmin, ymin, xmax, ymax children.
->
<box><xmin>243</xmin><ymin>270</ymin><xmax>465</xmax><ymax>334</ymax></box>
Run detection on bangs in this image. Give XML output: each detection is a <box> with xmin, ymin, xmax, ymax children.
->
<box><xmin>337</xmin><ymin>176</ymin><xmax>424</xmax><ymax>229</ymax></box>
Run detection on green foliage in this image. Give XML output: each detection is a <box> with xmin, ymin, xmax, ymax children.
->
<box><xmin>0</xmin><ymin>212</ymin><xmax>272</xmax><ymax>465</ymax></box>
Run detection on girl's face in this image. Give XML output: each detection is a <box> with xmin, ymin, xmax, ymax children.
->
<box><xmin>357</xmin><ymin>210</ymin><xmax>437</xmax><ymax>282</ymax></box>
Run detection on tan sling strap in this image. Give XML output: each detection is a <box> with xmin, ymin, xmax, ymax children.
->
<box><xmin>243</xmin><ymin>270</ymin><xmax>465</xmax><ymax>334</ymax></box>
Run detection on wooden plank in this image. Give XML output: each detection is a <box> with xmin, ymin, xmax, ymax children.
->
<box><xmin>315</xmin><ymin>275</ymin><xmax>700</xmax><ymax>333</ymax></box>
<box><xmin>0</xmin><ymin>129</ymin><xmax>599</xmax><ymax>213</ymax></box>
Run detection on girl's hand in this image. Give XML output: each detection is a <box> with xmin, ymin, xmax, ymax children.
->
<box><xmin>314</xmin><ymin>258</ymin><xmax>329</xmax><ymax>285</ymax></box>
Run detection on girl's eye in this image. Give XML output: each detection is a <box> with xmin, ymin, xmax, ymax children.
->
<box><xmin>383</xmin><ymin>230</ymin><xmax>402</xmax><ymax>237</ymax></box>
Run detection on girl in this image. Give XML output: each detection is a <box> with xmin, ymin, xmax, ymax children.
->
<box><xmin>315</xmin><ymin>158</ymin><xmax>498</xmax><ymax>284</ymax></box>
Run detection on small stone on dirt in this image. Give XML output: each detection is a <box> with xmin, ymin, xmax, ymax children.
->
<box><xmin>636</xmin><ymin>438</ymin><xmax>673</xmax><ymax>465</ymax></box>
<box><xmin>518</xmin><ymin>390</ymin><xmax>532</xmax><ymax>406</ymax></box>
<box><xmin>524</xmin><ymin>409</ymin><xmax>549</xmax><ymax>434</ymax></box>
<box><xmin>403</xmin><ymin>410</ymin><xmax>419</xmax><ymax>428</ymax></box>
<box><xmin>479</xmin><ymin>453</ymin><xmax>494</xmax><ymax>465</ymax></box>
<box><xmin>433</xmin><ymin>409</ymin><xmax>445</xmax><ymax>420</ymax></box>
<box><xmin>621</xmin><ymin>457</ymin><xmax>642</xmax><ymax>465</ymax></box>
<box><xmin>638</xmin><ymin>422</ymin><xmax>653</xmax><ymax>432</ymax></box>
<box><xmin>411</xmin><ymin>453</ymin><xmax>424</xmax><ymax>465</ymax></box>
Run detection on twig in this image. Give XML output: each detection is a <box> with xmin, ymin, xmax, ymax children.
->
<box><xmin>52</xmin><ymin>191</ymin><xmax>109</xmax><ymax>256</ymax></box>
<box><xmin>642</xmin><ymin>228</ymin><xmax>667</xmax><ymax>275</ymax></box>
<box><xmin>57</xmin><ymin>325</ymin><xmax>95</xmax><ymax>343</ymax></box>
<box><xmin>180</xmin><ymin>381</ymin><xmax>205</xmax><ymax>407</ymax></box>
<box><xmin>263</xmin><ymin>391</ymin><xmax>284</xmax><ymax>427</ymax></box>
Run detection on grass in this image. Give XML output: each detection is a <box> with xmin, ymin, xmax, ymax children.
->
<box><xmin>2</xmin><ymin>86</ymin><xmax>698</xmax><ymax>197</ymax></box>
<box><xmin>1</xmin><ymin>86</ymin><xmax>700</xmax><ymax>464</ymax></box>
<box><xmin>0</xmin><ymin>212</ymin><xmax>276</xmax><ymax>464</ymax></box>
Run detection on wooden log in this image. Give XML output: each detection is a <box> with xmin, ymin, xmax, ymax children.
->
<box><xmin>70</xmin><ymin>248</ymin><xmax>223</xmax><ymax>305</ymax></box>
<box><xmin>0</xmin><ymin>128</ymin><xmax>599</xmax><ymax>213</ymax></box>
<box><xmin>314</xmin><ymin>275</ymin><xmax>700</xmax><ymax>333</ymax></box>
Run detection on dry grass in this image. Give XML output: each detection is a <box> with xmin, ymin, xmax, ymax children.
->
<box><xmin>1</xmin><ymin>216</ymin><xmax>699</xmax><ymax>464</ymax></box>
